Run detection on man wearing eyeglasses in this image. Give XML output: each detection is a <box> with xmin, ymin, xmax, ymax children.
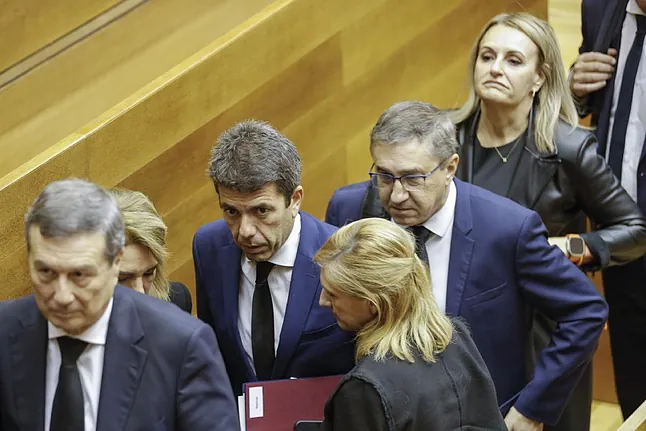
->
<box><xmin>325</xmin><ymin>101</ymin><xmax>608</xmax><ymax>430</ymax></box>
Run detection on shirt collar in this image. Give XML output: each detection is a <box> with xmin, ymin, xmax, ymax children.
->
<box><xmin>48</xmin><ymin>296</ymin><xmax>114</xmax><ymax>345</ymax></box>
<box><xmin>245</xmin><ymin>213</ymin><xmax>301</xmax><ymax>269</ymax></box>
<box><xmin>422</xmin><ymin>180</ymin><xmax>456</xmax><ymax>238</ymax></box>
<box><xmin>628</xmin><ymin>0</ymin><xmax>646</xmax><ymax>15</ymax></box>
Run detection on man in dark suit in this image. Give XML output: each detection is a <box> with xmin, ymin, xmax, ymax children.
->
<box><xmin>326</xmin><ymin>102</ymin><xmax>609</xmax><ymax>430</ymax></box>
<box><xmin>194</xmin><ymin>120</ymin><xmax>355</xmax><ymax>397</ymax></box>
<box><xmin>570</xmin><ymin>0</ymin><xmax>646</xmax><ymax>417</ymax></box>
<box><xmin>0</xmin><ymin>179</ymin><xmax>238</xmax><ymax>431</ymax></box>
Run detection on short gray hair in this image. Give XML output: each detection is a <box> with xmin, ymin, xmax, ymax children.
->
<box><xmin>25</xmin><ymin>179</ymin><xmax>125</xmax><ymax>262</ymax></box>
<box><xmin>207</xmin><ymin>120</ymin><xmax>301</xmax><ymax>205</ymax></box>
<box><xmin>370</xmin><ymin>101</ymin><xmax>460</xmax><ymax>161</ymax></box>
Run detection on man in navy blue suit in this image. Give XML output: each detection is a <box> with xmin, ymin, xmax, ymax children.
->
<box><xmin>193</xmin><ymin>120</ymin><xmax>355</xmax><ymax>396</ymax></box>
<box><xmin>570</xmin><ymin>0</ymin><xmax>646</xmax><ymax>417</ymax></box>
<box><xmin>0</xmin><ymin>179</ymin><xmax>238</xmax><ymax>431</ymax></box>
<box><xmin>326</xmin><ymin>102</ymin><xmax>608</xmax><ymax>430</ymax></box>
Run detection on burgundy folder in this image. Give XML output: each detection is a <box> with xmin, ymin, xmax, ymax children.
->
<box><xmin>241</xmin><ymin>375</ymin><xmax>343</xmax><ymax>430</ymax></box>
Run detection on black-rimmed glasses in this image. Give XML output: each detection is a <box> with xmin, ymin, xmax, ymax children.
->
<box><xmin>368</xmin><ymin>158</ymin><xmax>448</xmax><ymax>192</ymax></box>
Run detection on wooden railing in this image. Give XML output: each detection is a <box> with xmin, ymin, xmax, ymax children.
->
<box><xmin>0</xmin><ymin>0</ymin><xmax>548</xmax><ymax>303</ymax></box>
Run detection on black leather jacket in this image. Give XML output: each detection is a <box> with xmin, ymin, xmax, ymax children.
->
<box><xmin>457</xmin><ymin>110</ymin><xmax>646</xmax><ymax>271</ymax></box>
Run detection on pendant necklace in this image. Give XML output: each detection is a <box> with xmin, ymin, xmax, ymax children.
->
<box><xmin>493</xmin><ymin>138</ymin><xmax>521</xmax><ymax>163</ymax></box>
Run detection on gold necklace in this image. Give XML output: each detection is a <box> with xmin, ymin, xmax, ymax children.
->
<box><xmin>493</xmin><ymin>138</ymin><xmax>521</xmax><ymax>163</ymax></box>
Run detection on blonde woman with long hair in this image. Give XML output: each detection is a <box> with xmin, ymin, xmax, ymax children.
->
<box><xmin>450</xmin><ymin>12</ymin><xmax>646</xmax><ymax>431</ymax></box>
<box><xmin>110</xmin><ymin>188</ymin><xmax>192</xmax><ymax>313</ymax></box>
<box><xmin>315</xmin><ymin>218</ymin><xmax>504</xmax><ymax>431</ymax></box>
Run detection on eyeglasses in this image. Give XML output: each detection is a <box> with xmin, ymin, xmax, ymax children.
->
<box><xmin>368</xmin><ymin>159</ymin><xmax>448</xmax><ymax>192</ymax></box>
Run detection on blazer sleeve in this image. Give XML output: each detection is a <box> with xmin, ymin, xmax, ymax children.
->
<box><xmin>177</xmin><ymin>324</ymin><xmax>239</xmax><ymax>430</ymax></box>
<box><xmin>562</xmin><ymin>133</ymin><xmax>646</xmax><ymax>269</ymax></box>
<box><xmin>512</xmin><ymin>211</ymin><xmax>608</xmax><ymax>425</ymax></box>
<box><xmin>323</xmin><ymin>378</ymin><xmax>389</xmax><ymax>431</ymax></box>
<box><xmin>325</xmin><ymin>194</ymin><xmax>341</xmax><ymax>227</ymax></box>
<box><xmin>579</xmin><ymin>0</ymin><xmax>600</xmax><ymax>54</ymax></box>
<box><xmin>193</xmin><ymin>235</ymin><xmax>215</xmax><ymax>329</ymax></box>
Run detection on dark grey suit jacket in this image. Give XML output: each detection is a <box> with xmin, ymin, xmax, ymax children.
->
<box><xmin>0</xmin><ymin>285</ymin><xmax>239</xmax><ymax>431</ymax></box>
<box><xmin>322</xmin><ymin>319</ymin><xmax>507</xmax><ymax>431</ymax></box>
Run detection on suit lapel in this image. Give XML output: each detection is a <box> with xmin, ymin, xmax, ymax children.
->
<box><xmin>221</xmin><ymin>241</ymin><xmax>255</xmax><ymax>381</ymax></box>
<box><xmin>10</xmin><ymin>299</ymin><xmax>47</xmax><ymax>430</ymax></box>
<box><xmin>446</xmin><ymin>180</ymin><xmax>475</xmax><ymax>317</ymax></box>
<box><xmin>96</xmin><ymin>287</ymin><xmax>147</xmax><ymax>431</ymax></box>
<box><xmin>506</xmin><ymin>147</ymin><xmax>559</xmax><ymax>211</ymax></box>
<box><xmin>273</xmin><ymin>213</ymin><xmax>321</xmax><ymax>378</ymax></box>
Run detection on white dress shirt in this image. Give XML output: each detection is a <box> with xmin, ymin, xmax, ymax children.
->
<box><xmin>394</xmin><ymin>181</ymin><xmax>456</xmax><ymax>313</ymax></box>
<box><xmin>45</xmin><ymin>297</ymin><xmax>114</xmax><ymax>431</ymax></box>
<box><xmin>605</xmin><ymin>0</ymin><xmax>646</xmax><ymax>201</ymax></box>
<box><xmin>238</xmin><ymin>213</ymin><xmax>301</xmax><ymax>375</ymax></box>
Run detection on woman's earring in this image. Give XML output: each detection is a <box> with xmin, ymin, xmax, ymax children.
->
<box><xmin>531</xmin><ymin>88</ymin><xmax>537</xmax><ymax>98</ymax></box>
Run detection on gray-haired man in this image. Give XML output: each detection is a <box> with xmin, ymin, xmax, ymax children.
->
<box><xmin>193</xmin><ymin>120</ymin><xmax>355</xmax><ymax>396</ymax></box>
<box><xmin>0</xmin><ymin>179</ymin><xmax>238</xmax><ymax>431</ymax></box>
<box><xmin>325</xmin><ymin>102</ymin><xmax>608</xmax><ymax>429</ymax></box>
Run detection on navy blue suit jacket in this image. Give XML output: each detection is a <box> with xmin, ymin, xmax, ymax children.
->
<box><xmin>325</xmin><ymin>179</ymin><xmax>609</xmax><ymax>425</ymax></box>
<box><xmin>579</xmin><ymin>0</ymin><xmax>646</xmax><ymax>212</ymax></box>
<box><xmin>0</xmin><ymin>286</ymin><xmax>238</xmax><ymax>431</ymax></box>
<box><xmin>193</xmin><ymin>211</ymin><xmax>355</xmax><ymax>396</ymax></box>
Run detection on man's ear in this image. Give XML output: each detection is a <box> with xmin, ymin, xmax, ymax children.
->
<box><xmin>445</xmin><ymin>154</ymin><xmax>460</xmax><ymax>185</ymax></box>
<box><xmin>290</xmin><ymin>186</ymin><xmax>304</xmax><ymax>217</ymax></box>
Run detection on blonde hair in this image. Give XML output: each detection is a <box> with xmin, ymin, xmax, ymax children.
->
<box><xmin>314</xmin><ymin>218</ymin><xmax>453</xmax><ymax>363</ymax></box>
<box><xmin>109</xmin><ymin>188</ymin><xmax>171</xmax><ymax>301</ymax></box>
<box><xmin>450</xmin><ymin>12</ymin><xmax>578</xmax><ymax>153</ymax></box>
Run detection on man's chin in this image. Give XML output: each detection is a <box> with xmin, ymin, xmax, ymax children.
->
<box><xmin>390</xmin><ymin>212</ymin><xmax>422</xmax><ymax>227</ymax></box>
<box><xmin>243</xmin><ymin>247</ymin><xmax>271</xmax><ymax>262</ymax></box>
<box><xmin>49</xmin><ymin>314</ymin><xmax>85</xmax><ymax>335</ymax></box>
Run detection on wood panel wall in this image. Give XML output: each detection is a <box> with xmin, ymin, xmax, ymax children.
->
<box><xmin>0</xmin><ymin>0</ymin><xmax>273</xmax><ymax>179</ymax></box>
<box><xmin>0</xmin><ymin>0</ymin><xmax>120</xmax><ymax>73</ymax></box>
<box><xmin>0</xmin><ymin>0</ymin><xmax>547</xmax><ymax>303</ymax></box>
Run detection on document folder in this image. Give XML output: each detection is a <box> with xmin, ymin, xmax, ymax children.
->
<box><xmin>238</xmin><ymin>375</ymin><xmax>343</xmax><ymax>431</ymax></box>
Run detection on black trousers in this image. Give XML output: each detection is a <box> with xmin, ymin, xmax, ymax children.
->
<box><xmin>529</xmin><ymin>312</ymin><xmax>592</xmax><ymax>431</ymax></box>
<box><xmin>602</xmin><ymin>257</ymin><xmax>646</xmax><ymax>419</ymax></box>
